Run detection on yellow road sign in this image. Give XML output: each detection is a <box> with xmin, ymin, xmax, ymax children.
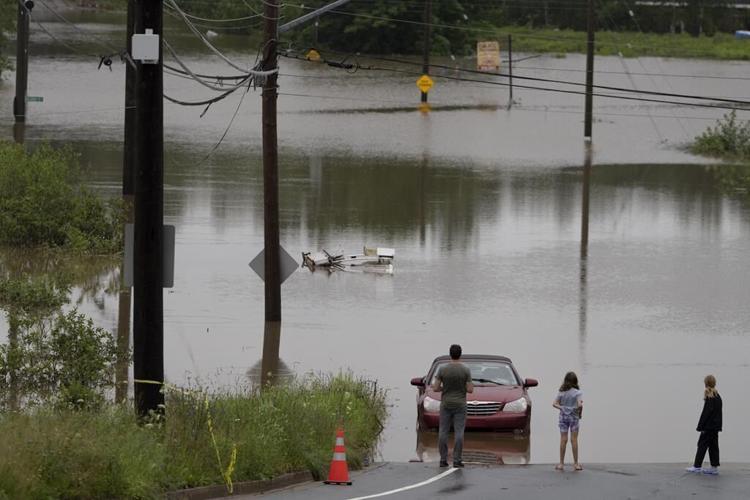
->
<box><xmin>306</xmin><ymin>49</ymin><xmax>321</xmax><ymax>62</ymax></box>
<box><xmin>416</xmin><ymin>74</ymin><xmax>434</xmax><ymax>93</ymax></box>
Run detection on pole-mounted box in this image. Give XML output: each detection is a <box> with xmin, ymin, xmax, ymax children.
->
<box><xmin>132</xmin><ymin>28</ymin><xmax>160</xmax><ymax>64</ymax></box>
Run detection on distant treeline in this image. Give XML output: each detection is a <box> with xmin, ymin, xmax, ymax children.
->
<box><xmin>169</xmin><ymin>0</ymin><xmax>750</xmax><ymax>55</ymax></box>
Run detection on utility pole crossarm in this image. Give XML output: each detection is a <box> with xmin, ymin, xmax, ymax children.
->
<box><xmin>279</xmin><ymin>0</ymin><xmax>353</xmax><ymax>33</ymax></box>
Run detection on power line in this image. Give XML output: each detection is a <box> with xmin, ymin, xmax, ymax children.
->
<box><xmin>284</xmin><ymin>2</ymin><xmax>750</xmax><ymax>57</ymax></box>
<box><xmin>164</xmin><ymin>2</ymin><xmax>262</xmax><ymax>23</ymax></box>
<box><xmin>276</xmin><ymin>91</ymin><xmax>733</xmax><ymax>121</ymax></box>
<box><xmin>512</xmin><ymin>65</ymin><xmax>750</xmax><ymax>82</ymax></box>
<box><xmin>36</xmin><ymin>0</ymin><xmax>120</xmax><ymax>53</ymax></box>
<box><xmin>292</xmin><ymin>50</ymin><xmax>750</xmax><ymax>106</ymax></box>
<box><xmin>280</xmin><ymin>50</ymin><xmax>750</xmax><ymax>112</ymax></box>
<box><xmin>163</xmin><ymin>39</ymin><xmax>254</xmax><ymax>92</ymax></box>
<box><xmin>164</xmin><ymin>0</ymin><xmax>278</xmax><ymax>76</ymax></box>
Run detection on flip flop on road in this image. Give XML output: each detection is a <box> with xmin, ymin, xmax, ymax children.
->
<box><xmin>574</xmin><ymin>464</ymin><xmax>584</xmax><ymax>471</ymax></box>
<box><xmin>555</xmin><ymin>464</ymin><xmax>564</xmax><ymax>471</ymax></box>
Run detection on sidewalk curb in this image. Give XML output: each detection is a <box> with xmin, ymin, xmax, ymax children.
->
<box><xmin>165</xmin><ymin>471</ymin><xmax>314</xmax><ymax>500</ymax></box>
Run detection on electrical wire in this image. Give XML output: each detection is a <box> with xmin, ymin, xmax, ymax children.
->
<box><xmin>283</xmin><ymin>2</ymin><xmax>749</xmax><ymax>56</ymax></box>
<box><xmin>596</xmin><ymin>1</ymin><xmax>666</xmax><ymax>141</ymax></box>
<box><xmin>163</xmin><ymin>39</ymin><xmax>254</xmax><ymax>92</ymax></box>
<box><xmin>511</xmin><ymin>65</ymin><xmax>750</xmax><ymax>82</ymax></box>
<box><xmin>163</xmin><ymin>63</ymin><xmax>250</xmax><ymax>81</ymax></box>
<box><xmin>164</xmin><ymin>2</ymin><xmax>262</xmax><ymax>23</ymax></box>
<box><xmin>280</xmin><ymin>50</ymin><xmax>750</xmax><ymax>112</ymax></box>
<box><xmin>36</xmin><ymin>0</ymin><xmax>121</xmax><ymax>53</ymax></box>
<box><xmin>164</xmin><ymin>0</ymin><xmax>279</xmax><ymax>76</ymax></box>
<box><xmin>291</xmin><ymin>50</ymin><xmax>750</xmax><ymax>106</ymax></box>
<box><xmin>276</xmin><ymin>91</ymin><xmax>734</xmax><ymax>122</ymax></box>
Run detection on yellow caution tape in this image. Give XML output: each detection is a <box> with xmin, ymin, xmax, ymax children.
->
<box><xmin>134</xmin><ymin>379</ymin><xmax>238</xmax><ymax>494</ymax></box>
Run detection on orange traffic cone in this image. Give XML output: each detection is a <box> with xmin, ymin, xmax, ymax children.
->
<box><xmin>324</xmin><ymin>427</ymin><xmax>352</xmax><ymax>485</ymax></box>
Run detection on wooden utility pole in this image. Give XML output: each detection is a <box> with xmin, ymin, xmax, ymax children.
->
<box><xmin>116</xmin><ymin>0</ymin><xmax>137</xmax><ymax>405</ymax></box>
<box><xmin>420</xmin><ymin>0</ymin><xmax>432</xmax><ymax>103</ymax></box>
<box><xmin>13</xmin><ymin>1</ymin><xmax>30</xmax><ymax>123</ymax></box>
<box><xmin>584</xmin><ymin>0</ymin><xmax>595</xmax><ymax>140</ymax></box>
<box><xmin>133</xmin><ymin>0</ymin><xmax>164</xmax><ymax>418</ymax></box>
<box><xmin>507</xmin><ymin>34</ymin><xmax>513</xmax><ymax>107</ymax></box>
<box><xmin>262</xmin><ymin>0</ymin><xmax>281</xmax><ymax>323</ymax></box>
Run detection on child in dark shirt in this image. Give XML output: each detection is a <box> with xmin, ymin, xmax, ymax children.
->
<box><xmin>686</xmin><ymin>375</ymin><xmax>722</xmax><ymax>475</ymax></box>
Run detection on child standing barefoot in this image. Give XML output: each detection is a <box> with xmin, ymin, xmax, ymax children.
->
<box><xmin>553</xmin><ymin>371</ymin><xmax>584</xmax><ymax>471</ymax></box>
<box><xmin>686</xmin><ymin>375</ymin><xmax>722</xmax><ymax>475</ymax></box>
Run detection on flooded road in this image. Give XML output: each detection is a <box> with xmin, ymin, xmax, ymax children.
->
<box><xmin>2</xmin><ymin>12</ymin><xmax>750</xmax><ymax>464</ymax></box>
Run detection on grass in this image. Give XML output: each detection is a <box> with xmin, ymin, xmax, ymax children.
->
<box><xmin>493</xmin><ymin>28</ymin><xmax>750</xmax><ymax>60</ymax></box>
<box><xmin>0</xmin><ymin>373</ymin><xmax>387</xmax><ymax>499</ymax></box>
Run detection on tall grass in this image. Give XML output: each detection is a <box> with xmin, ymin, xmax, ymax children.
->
<box><xmin>0</xmin><ymin>373</ymin><xmax>387</xmax><ymax>499</ymax></box>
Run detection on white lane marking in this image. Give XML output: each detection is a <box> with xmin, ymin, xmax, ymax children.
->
<box><xmin>345</xmin><ymin>467</ymin><xmax>459</xmax><ymax>500</ymax></box>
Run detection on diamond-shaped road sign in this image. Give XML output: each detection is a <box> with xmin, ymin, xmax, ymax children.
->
<box><xmin>248</xmin><ymin>246</ymin><xmax>299</xmax><ymax>284</ymax></box>
<box><xmin>416</xmin><ymin>74</ymin><xmax>434</xmax><ymax>93</ymax></box>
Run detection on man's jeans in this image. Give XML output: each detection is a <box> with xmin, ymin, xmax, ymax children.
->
<box><xmin>438</xmin><ymin>405</ymin><xmax>467</xmax><ymax>464</ymax></box>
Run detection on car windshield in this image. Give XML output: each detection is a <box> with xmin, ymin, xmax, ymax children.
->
<box><xmin>430</xmin><ymin>361</ymin><xmax>519</xmax><ymax>386</ymax></box>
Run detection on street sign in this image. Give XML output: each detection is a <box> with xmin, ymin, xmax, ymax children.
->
<box><xmin>248</xmin><ymin>246</ymin><xmax>298</xmax><ymax>284</ymax></box>
<box><xmin>477</xmin><ymin>41</ymin><xmax>501</xmax><ymax>72</ymax></box>
<box><xmin>306</xmin><ymin>49</ymin><xmax>321</xmax><ymax>62</ymax></box>
<box><xmin>416</xmin><ymin>75</ymin><xmax>434</xmax><ymax>93</ymax></box>
<box><xmin>26</xmin><ymin>96</ymin><xmax>43</xmax><ymax>102</ymax></box>
<box><xmin>123</xmin><ymin>224</ymin><xmax>176</xmax><ymax>288</ymax></box>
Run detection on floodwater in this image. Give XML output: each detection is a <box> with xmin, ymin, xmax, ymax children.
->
<box><xmin>2</xmin><ymin>11</ymin><xmax>750</xmax><ymax>464</ymax></box>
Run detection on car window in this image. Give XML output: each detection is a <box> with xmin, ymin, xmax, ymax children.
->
<box><xmin>431</xmin><ymin>361</ymin><xmax>519</xmax><ymax>386</ymax></box>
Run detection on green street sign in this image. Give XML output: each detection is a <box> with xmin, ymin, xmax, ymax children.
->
<box><xmin>26</xmin><ymin>96</ymin><xmax>43</xmax><ymax>102</ymax></box>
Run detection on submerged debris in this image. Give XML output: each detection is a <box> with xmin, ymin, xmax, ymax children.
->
<box><xmin>302</xmin><ymin>247</ymin><xmax>394</xmax><ymax>274</ymax></box>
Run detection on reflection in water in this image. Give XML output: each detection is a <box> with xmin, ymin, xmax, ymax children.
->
<box><xmin>579</xmin><ymin>143</ymin><xmax>592</xmax><ymax>369</ymax></box>
<box><xmin>247</xmin><ymin>357</ymin><xmax>294</xmax><ymax>388</ymax></box>
<box><xmin>415</xmin><ymin>430</ymin><xmax>530</xmax><ymax>465</ymax></box>
<box><xmin>0</xmin><ymin>247</ymin><xmax>118</xmax><ymax>306</ymax></box>
<box><xmin>251</xmin><ymin>321</ymin><xmax>295</xmax><ymax>388</ymax></box>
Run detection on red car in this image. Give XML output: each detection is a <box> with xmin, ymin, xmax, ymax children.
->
<box><xmin>410</xmin><ymin>354</ymin><xmax>538</xmax><ymax>433</ymax></box>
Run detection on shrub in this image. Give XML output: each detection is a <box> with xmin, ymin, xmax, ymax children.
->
<box><xmin>691</xmin><ymin>111</ymin><xmax>750</xmax><ymax>161</ymax></box>
<box><xmin>0</xmin><ymin>307</ymin><xmax>119</xmax><ymax>410</ymax></box>
<box><xmin>0</xmin><ymin>142</ymin><xmax>122</xmax><ymax>253</ymax></box>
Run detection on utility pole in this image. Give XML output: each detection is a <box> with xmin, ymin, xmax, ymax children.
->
<box><xmin>420</xmin><ymin>0</ymin><xmax>432</xmax><ymax>103</ymax></box>
<box><xmin>260</xmin><ymin>0</ymin><xmax>282</xmax><ymax>388</ymax></box>
<box><xmin>116</xmin><ymin>0</ymin><xmax>137</xmax><ymax>405</ymax></box>
<box><xmin>262</xmin><ymin>0</ymin><xmax>281</xmax><ymax>323</ymax></box>
<box><xmin>507</xmin><ymin>34</ymin><xmax>513</xmax><ymax>107</ymax></box>
<box><xmin>584</xmin><ymin>0</ymin><xmax>595</xmax><ymax>140</ymax></box>
<box><xmin>13</xmin><ymin>0</ymin><xmax>31</xmax><ymax>124</ymax></box>
<box><xmin>133</xmin><ymin>0</ymin><xmax>164</xmax><ymax>418</ymax></box>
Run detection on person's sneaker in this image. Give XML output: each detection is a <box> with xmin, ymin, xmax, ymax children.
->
<box><xmin>453</xmin><ymin>461</ymin><xmax>465</xmax><ymax>468</ymax></box>
<box><xmin>702</xmin><ymin>467</ymin><xmax>719</xmax><ymax>475</ymax></box>
<box><xmin>685</xmin><ymin>466</ymin><xmax>702</xmax><ymax>473</ymax></box>
<box><xmin>439</xmin><ymin>461</ymin><xmax>449</xmax><ymax>468</ymax></box>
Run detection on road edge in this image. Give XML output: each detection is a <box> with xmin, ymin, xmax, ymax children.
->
<box><xmin>165</xmin><ymin>471</ymin><xmax>314</xmax><ymax>500</ymax></box>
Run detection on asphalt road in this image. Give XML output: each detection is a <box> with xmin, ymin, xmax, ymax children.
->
<box><xmin>226</xmin><ymin>463</ymin><xmax>750</xmax><ymax>500</ymax></box>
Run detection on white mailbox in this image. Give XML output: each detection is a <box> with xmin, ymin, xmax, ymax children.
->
<box><xmin>132</xmin><ymin>28</ymin><xmax>160</xmax><ymax>64</ymax></box>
